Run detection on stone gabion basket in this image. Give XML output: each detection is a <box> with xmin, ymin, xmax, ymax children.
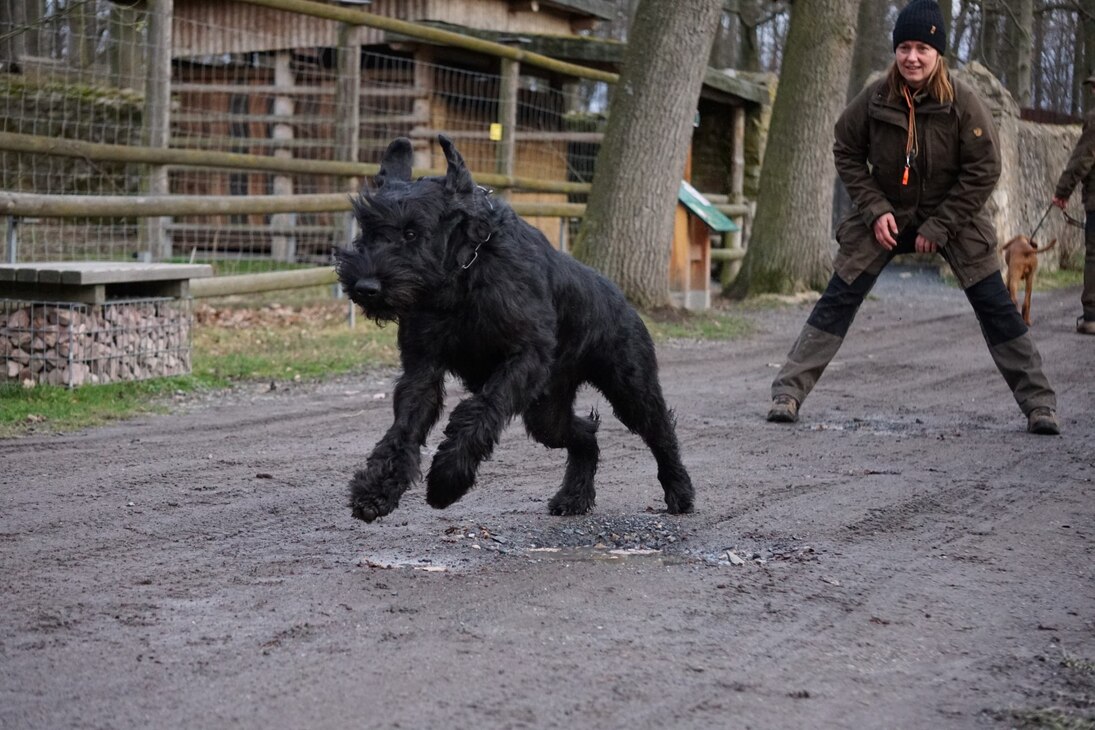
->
<box><xmin>1</xmin><ymin>298</ymin><xmax>192</xmax><ymax>387</ymax></box>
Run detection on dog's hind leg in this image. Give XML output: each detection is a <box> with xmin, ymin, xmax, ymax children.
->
<box><xmin>1022</xmin><ymin>271</ymin><xmax>1034</xmax><ymax>325</ymax></box>
<box><xmin>523</xmin><ymin>379</ymin><xmax>600</xmax><ymax>516</ymax></box>
<box><xmin>595</xmin><ymin>361</ymin><xmax>694</xmax><ymax>515</ymax></box>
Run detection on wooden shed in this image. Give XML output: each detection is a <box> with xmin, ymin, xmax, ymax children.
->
<box><xmin>165</xmin><ymin>0</ymin><xmax>767</xmax><ymax>296</ymax></box>
<box><xmin>673</xmin><ymin>180</ymin><xmax>737</xmax><ymax>310</ymax></box>
<box><xmin>167</xmin><ymin>0</ymin><xmax>616</xmax><ymax>255</ymax></box>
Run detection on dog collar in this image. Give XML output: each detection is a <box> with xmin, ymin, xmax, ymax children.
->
<box><xmin>457</xmin><ymin>186</ymin><xmax>498</xmax><ymax>270</ymax></box>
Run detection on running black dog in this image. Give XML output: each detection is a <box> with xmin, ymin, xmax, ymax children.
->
<box><xmin>335</xmin><ymin>135</ymin><xmax>693</xmax><ymax>522</ymax></box>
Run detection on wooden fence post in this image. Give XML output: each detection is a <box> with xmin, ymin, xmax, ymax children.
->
<box><xmin>412</xmin><ymin>47</ymin><xmax>434</xmax><ymax>171</ymax></box>
<box><xmin>721</xmin><ymin>105</ymin><xmax>747</xmax><ymax>287</ymax></box>
<box><xmin>497</xmin><ymin>57</ymin><xmax>519</xmax><ymax>197</ymax></box>
<box><xmin>336</xmin><ymin>23</ymin><xmax>362</xmax><ymax>253</ymax></box>
<box><xmin>271</xmin><ymin>50</ymin><xmax>297</xmax><ymax>262</ymax></box>
<box><xmin>142</xmin><ymin>0</ymin><xmax>173</xmax><ymax>261</ymax></box>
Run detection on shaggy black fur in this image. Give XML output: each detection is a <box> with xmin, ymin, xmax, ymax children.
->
<box><xmin>335</xmin><ymin>135</ymin><xmax>693</xmax><ymax>522</ymax></box>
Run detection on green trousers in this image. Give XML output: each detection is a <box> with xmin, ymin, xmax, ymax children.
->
<box><xmin>772</xmin><ymin>268</ymin><xmax>1056</xmax><ymax>416</ymax></box>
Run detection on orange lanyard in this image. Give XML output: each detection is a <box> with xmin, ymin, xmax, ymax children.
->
<box><xmin>901</xmin><ymin>85</ymin><xmax>917</xmax><ymax>186</ymax></box>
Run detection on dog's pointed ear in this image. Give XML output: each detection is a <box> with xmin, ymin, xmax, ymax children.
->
<box><xmin>439</xmin><ymin>134</ymin><xmax>474</xmax><ymax>195</ymax></box>
<box><xmin>376</xmin><ymin>138</ymin><xmax>413</xmax><ymax>187</ymax></box>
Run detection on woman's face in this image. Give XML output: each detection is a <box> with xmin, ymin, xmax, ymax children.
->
<box><xmin>895</xmin><ymin>41</ymin><xmax>939</xmax><ymax>89</ymax></box>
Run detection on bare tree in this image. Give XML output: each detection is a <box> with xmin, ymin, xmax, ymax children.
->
<box><xmin>848</xmin><ymin>0</ymin><xmax>894</xmax><ymax>99</ymax></box>
<box><xmin>737</xmin><ymin>0</ymin><xmax>763</xmax><ymax>71</ymax></box>
<box><xmin>728</xmin><ymin>0</ymin><xmax>862</xmax><ymax>297</ymax></box>
<box><xmin>709</xmin><ymin>3</ymin><xmax>738</xmax><ymax>69</ymax></box>
<box><xmin>835</xmin><ymin>0</ymin><xmax>893</xmax><ymax>228</ymax></box>
<box><xmin>1012</xmin><ymin>0</ymin><xmax>1034</xmax><ymax>106</ymax></box>
<box><xmin>1084</xmin><ymin>0</ymin><xmax>1095</xmax><ymax>113</ymax></box>
<box><xmin>572</xmin><ymin>0</ymin><xmax>725</xmax><ymax>308</ymax></box>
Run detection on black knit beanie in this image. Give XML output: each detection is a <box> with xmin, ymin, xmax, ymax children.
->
<box><xmin>892</xmin><ymin>0</ymin><xmax>947</xmax><ymax>56</ymax></box>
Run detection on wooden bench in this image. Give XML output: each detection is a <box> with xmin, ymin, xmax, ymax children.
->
<box><xmin>0</xmin><ymin>262</ymin><xmax>213</xmax><ymax>304</ymax></box>
<box><xmin>1</xmin><ymin>262</ymin><xmax>214</xmax><ymax>386</ymax></box>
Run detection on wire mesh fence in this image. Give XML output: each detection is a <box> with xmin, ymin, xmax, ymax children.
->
<box><xmin>1</xmin><ymin>297</ymin><xmax>192</xmax><ymax>386</ymax></box>
<box><xmin>0</xmin><ymin>1</ymin><xmax>603</xmax><ymax>271</ymax></box>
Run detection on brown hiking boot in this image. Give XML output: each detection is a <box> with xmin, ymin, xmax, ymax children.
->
<box><xmin>1078</xmin><ymin>317</ymin><xmax>1095</xmax><ymax>335</ymax></box>
<box><xmin>767</xmin><ymin>394</ymin><xmax>799</xmax><ymax>423</ymax></box>
<box><xmin>1027</xmin><ymin>407</ymin><xmax>1060</xmax><ymax>435</ymax></box>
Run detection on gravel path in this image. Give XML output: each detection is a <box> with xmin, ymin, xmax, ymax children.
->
<box><xmin>2</xmin><ymin>267</ymin><xmax>1092</xmax><ymax>729</ymax></box>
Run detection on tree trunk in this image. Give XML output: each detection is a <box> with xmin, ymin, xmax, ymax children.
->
<box><xmin>728</xmin><ymin>0</ymin><xmax>861</xmax><ymax>297</ymax></box>
<box><xmin>835</xmin><ymin>0</ymin><xmax>891</xmax><ymax>232</ymax></box>
<box><xmin>1033</xmin><ymin>8</ymin><xmax>1044</xmax><ymax>109</ymax></box>
<box><xmin>951</xmin><ymin>1</ymin><xmax>972</xmax><ymax>60</ymax></box>
<box><xmin>709</xmin><ymin>4</ymin><xmax>737</xmax><ymax>69</ymax></box>
<box><xmin>1011</xmin><ymin>0</ymin><xmax>1034</xmax><ymax>107</ymax></box>
<box><xmin>938</xmin><ymin>0</ymin><xmax>954</xmax><ymax>52</ymax></box>
<box><xmin>978</xmin><ymin>1</ymin><xmax>1002</xmax><ymax>76</ymax></box>
<box><xmin>71</xmin><ymin>0</ymin><xmax>98</xmax><ymax>80</ymax></box>
<box><xmin>737</xmin><ymin>0</ymin><xmax>762</xmax><ymax>72</ymax></box>
<box><xmin>572</xmin><ymin>0</ymin><xmax>724</xmax><ymax>309</ymax></box>
<box><xmin>1075</xmin><ymin>5</ymin><xmax>1089</xmax><ymax>117</ymax></box>
<box><xmin>1084</xmin><ymin>0</ymin><xmax>1095</xmax><ymax>114</ymax></box>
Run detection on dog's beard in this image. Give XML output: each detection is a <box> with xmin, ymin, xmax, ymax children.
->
<box><xmin>334</xmin><ymin>247</ymin><xmax>421</xmax><ymax>324</ymax></box>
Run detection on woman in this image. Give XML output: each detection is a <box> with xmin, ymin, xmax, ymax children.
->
<box><xmin>765</xmin><ymin>0</ymin><xmax>1060</xmax><ymax>435</ymax></box>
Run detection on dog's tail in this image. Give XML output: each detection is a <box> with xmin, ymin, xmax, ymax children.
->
<box><xmin>1035</xmin><ymin>238</ymin><xmax>1058</xmax><ymax>254</ymax></box>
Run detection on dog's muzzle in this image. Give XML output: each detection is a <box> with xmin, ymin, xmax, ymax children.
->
<box><xmin>353</xmin><ymin>277</ymin><xmax>381</xmax><ymax>299</ymax></box>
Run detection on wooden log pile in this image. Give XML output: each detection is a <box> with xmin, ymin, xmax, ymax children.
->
<box><xmin>0</xmin><ymin>300</ymin><xmax>191</xmax><ymax>387</ymax></box>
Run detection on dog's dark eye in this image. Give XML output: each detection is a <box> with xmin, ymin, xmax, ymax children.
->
<box><xmin>403</xmin><ymin>229</ymin><xmax>417</xmax><ymax>241</ymax></box>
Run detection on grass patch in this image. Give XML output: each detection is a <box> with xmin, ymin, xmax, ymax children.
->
<box><xmin>1033</xmin><ymin>268</ymin><xmax>1084</xmax><ymax>290</ymax></box>
<box><xmin>997</xmin><ymin>709</ymin><xmax>1095</xmax><ymax>730</ymax></box>
<box><xmin>190</xmin><ymin>301</ymin><xmax>398</xmax><ymax>383</ymax></box>
<box><xmin>0</xmin><ymin>377</ymin><xmax>203</xmax><ymax>438</ymax></box>
<box><xmin>166</xmin><ymin>258</ymin><xmax>316</xmax><ymax>277</ymax></box>
<box><xmin>1</xmin><ymin>296</ymin><xmax>751</xmax><ymax>437</ymax></box>
<box><xmin>941</xmin><ymin>265</ymin><xmax>1085</xmax><ymax>290</ymax></box>
<box><xmin>643</xmin><ymin>308</ymin><xmax>753</xmax><ymax>341</ymax></box>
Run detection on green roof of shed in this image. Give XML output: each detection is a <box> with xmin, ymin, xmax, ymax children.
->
<box><xmin>678</xmin><ymin>181</ymin><xmax>738</xmax><ymax>232</ymax></box>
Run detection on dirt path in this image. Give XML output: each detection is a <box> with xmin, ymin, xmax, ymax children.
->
<box><xmin>2</xmin><ymin>267</ymin><xmax>1093</xmax><ymax>730</ymax></box>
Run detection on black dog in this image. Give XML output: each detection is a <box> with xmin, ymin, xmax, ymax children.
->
<box><xmin>335</xmin><ymin>135</ymin><xmax>693</xmax><ymax>522</ymax></box>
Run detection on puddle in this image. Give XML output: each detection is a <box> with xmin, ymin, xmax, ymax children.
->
<box><xmin>358</xmin><ymin>518</ymin><xmax>825</xmax><ymax>573</ymax></box>
<box><xmin>525</xmin><ymin>546</ymin><xmax>679</xmax><ymax>563</ymax></box>
<box><xmin>359</xmin><ymin>555</ymin><xmax>459</xmax><ymax>572</ymax></box>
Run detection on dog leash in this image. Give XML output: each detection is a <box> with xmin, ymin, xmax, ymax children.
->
<box><xmin>1030</xmin><ymin>203</ymin><xmax>1085</xmax><ymax>240</ymax></box>
<box><xmin>1060</xmin><ymin>208</ymin><xmax>1085</xmax><ymax>229</ymax></box>
<box><xmin>1029</xmin><ymin>204</ymin><xmax>1053</xmax><ymax>240</ymax></box>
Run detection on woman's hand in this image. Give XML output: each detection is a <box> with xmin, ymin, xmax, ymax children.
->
<box><xmin>873</xmin><ymin>213</ymin><xmax>898</xmax><ymax>250</ymax></box>
<box><xmin>914</xmin><ymin>234</ymin><xmax>938</xmax><ymax>254</ymax></box>
<box><xmin>873</xmin><ymin>213</ymin><xmax>937</xmax><ymax>253</ymax></box>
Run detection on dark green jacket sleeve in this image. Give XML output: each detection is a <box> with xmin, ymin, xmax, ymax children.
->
<box><xmin>833</xmin><ymin>83</ymin><xmax>894</xmax><ymax>229</ymax></box>
<box><xmin>917</xmin><ymin>84</ymin><xmax>1001</xmax><ymax>248</ymax></box>
<box><xmin>1055</xmin><ymin>110</ymin><xmax>1095</xmax><ymax>209</ymax></box>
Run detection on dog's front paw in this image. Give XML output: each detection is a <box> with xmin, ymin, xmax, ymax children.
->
<box><xmin>348</xmin><ymin>472</ymin><xmax>403</xmax><ymax>523</ymax></box>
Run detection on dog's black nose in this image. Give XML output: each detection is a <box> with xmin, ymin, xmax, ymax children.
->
<box><xmin>354</xmin><ymin>278</ymin><xmax>381</xmax><ymax>299</ymax></box>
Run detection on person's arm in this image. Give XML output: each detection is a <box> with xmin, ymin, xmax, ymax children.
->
<box><xmin>916</xmin><ymin>87</ymin><xmax>1001</xmax><ymax>248</ymax></box>
<box><xmin>834</xmin><ymin>83</ymin><xmax>896</xmax><ymax>248</ymax></box>
<box><xmin>1055</xmin><ymin>113</ymin><xmax>1095</xmax><ymax>202</ymax></box>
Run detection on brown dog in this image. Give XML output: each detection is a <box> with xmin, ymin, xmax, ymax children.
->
<box><xmin>1000</xmin><ymin>235</ymin><xmax>1057</xmax><ymax>325</ymax></box>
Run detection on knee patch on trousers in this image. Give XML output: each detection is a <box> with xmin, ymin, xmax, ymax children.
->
<box><xmin>965</xmin><ymin>274</ymin><xmax>1028</xmax><ymax>346</ymax></box>
<box><xmin>807</xmin><ymin>272</ymin><xmax>876</xmax><ymax>338</ymax></box>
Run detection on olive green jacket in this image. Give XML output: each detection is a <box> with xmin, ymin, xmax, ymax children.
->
<box><xmin>832</xmin><ymin>75</ymin><xmax>1002</xmax><ymax>288</ymax></box>
<box><xmin>1055</xmin><ymin>109</ymin><xmax>1095</xmax><ymax>212</ymax></box>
